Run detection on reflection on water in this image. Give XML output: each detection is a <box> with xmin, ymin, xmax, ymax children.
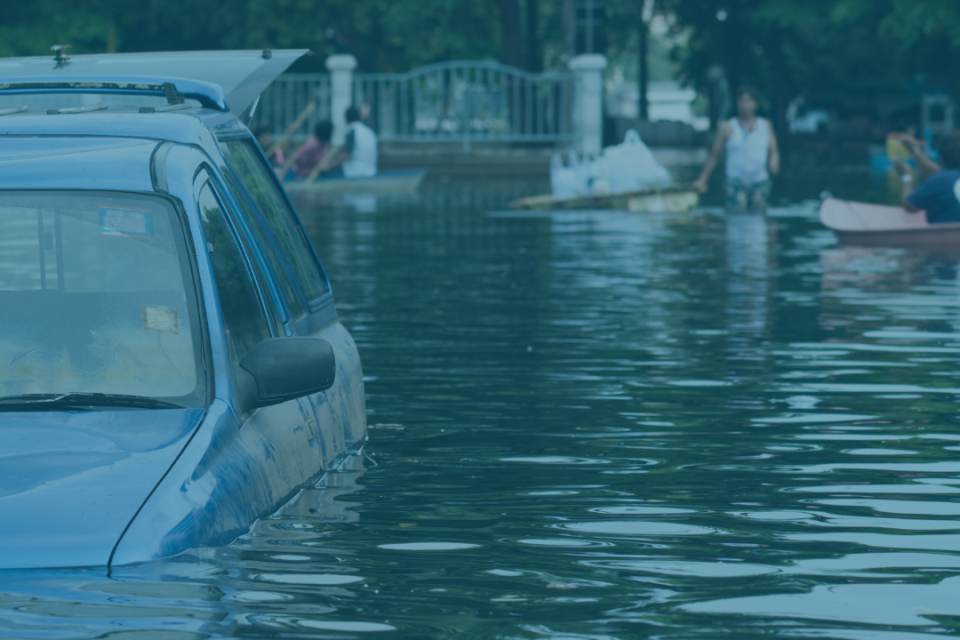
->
<box><xmin>8</xmin><ymin>180</ymin><xmax>960</xmax><ymax>638</ymax></box>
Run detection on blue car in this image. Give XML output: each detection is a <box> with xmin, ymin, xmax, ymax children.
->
<box><xmin>0</xmin><ymin>50</ymin><xmax>366</xmax><ymax>569</ymax></box>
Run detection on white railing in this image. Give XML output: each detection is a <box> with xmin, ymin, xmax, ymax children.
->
<box><xmin>353</xmin><ymin>61</ymin><xmax>574</xmax><ymax>148</ymax></box>
<box><xmin>252</xmin><ymin>57</ymin><xmax>604</xmax><ymax>151</ymax></box>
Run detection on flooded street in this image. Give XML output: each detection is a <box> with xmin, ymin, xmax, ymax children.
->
<box><xmin>6</xmin><ymin>172</ymin><xmax>960</xmax><ymax>638</ymax></box>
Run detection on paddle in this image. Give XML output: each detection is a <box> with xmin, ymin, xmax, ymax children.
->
<box><xmin>303</xmin><ymin>143</ymin><xmax>343</xmax><ymax>184</ymax></box>
<box><xmin>266</xmin><ymin>100</ymin><xmax>317</xmax><ymax>158</ymax></box>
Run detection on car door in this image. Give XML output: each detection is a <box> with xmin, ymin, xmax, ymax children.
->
<box><xmin>214</xmin><ymin>138</ymin><xmax>366</xmax><ymax>465</ymax></box>
<box><xmin>193</xmin><ymin>170</ymin><xmax>325</xmax><ymax>497</ymax></box>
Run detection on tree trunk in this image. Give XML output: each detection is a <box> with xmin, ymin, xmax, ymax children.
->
<box><xmin>498</xmin><ymin>0</ymin><xmax>525</xmax><ymax>69</ymax></box>
<box><xmin>638</xmin><ymin>24</ymin><xmax>649</xmax><ymax>119</ymax></box>
<box><xmin>562</xmin><ymin>0</ymin><xmax>576</xmax><ymax>61</ymax></box>
<box><xmin>525</xmin><ymin>0</ymin><xmax>542</xmax><ymax>72</ymax></box>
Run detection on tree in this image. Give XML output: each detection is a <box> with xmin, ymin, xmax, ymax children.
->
<box><xmin>498</xmin><ymin>0</ymin><xmax>525</xmax><ymax>68</ymax></box>
<box><xmin>0</xmin><ymin>0</ymin><xmax>502</xmax><ymax>71</ymax></box>
<box><xmin>650</xmin><ymin>0</ymin><xmax>960</xmax><ymax>129</ymax></box>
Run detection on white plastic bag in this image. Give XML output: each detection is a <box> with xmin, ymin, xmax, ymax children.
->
<box><xmin>585</xmin><ymin>154</ymin><xmax>610</xmax><ymax>196</ymax></box>
<box><xmin>550</xmin><ymin>152</ymin><xmax>579</xmax><ymax>199</ymax></box>
<box><xmin>575</xmin><ymin>153</ymin><xmax>594</xmax><ymax>195</ymax></box>
<box><xmin>604</xmin><ymin>142</ymin><xmax>639</xmax><ymax>193</ymax></box>
<box><xmin>602</xmin><ymin>130</ymin><xmax>672</xmax><ymax>194</ymax></box>
<box><xmin>568</xmin><ymin>151</ymin><xmax>586</xmax><ymax>195</ymax></box>
<box><xmin>552</xmin><ymin>131</ymin><xmax>671</xmax><ymax>198</ymax></box>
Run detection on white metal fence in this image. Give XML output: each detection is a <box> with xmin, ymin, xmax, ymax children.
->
<box><xmin>354</xmin><ymin>61</ymin><xmax>574</xmax><ymax>147</ymax></box>
<box><xmin>254</xmin><ymin>61</ymin><xmax>574</xmax><ymax>148</ymax></box>
<box><xmin>251</xmin><ymin>73</ymin><xmax>331</xmax><ymax>140</ymax></box>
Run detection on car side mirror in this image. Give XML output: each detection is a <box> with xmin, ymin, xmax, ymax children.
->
<box><xmin>239</xmin><ymin>338</ymin><xmax>336</xmax><ymax>408</ymax></box>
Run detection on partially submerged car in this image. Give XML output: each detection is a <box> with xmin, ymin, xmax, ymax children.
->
<box><xmin>0</xmin><ymin>50</ymin><xmax>366</xmax><ymax>569</ymax></box>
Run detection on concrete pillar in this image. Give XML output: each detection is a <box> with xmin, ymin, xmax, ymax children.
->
<box><xmin>326</xmin><ymin>54</ymin><xmax>357</xmax><ymax>145</ymax></box>
<box><xmin>569</xmin><ymin>53</ymin><xmax>608</xmax><ymax>154</ymax></box>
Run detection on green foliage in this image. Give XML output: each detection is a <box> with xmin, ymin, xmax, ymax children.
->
<box><xmin>0</xmin><ymin>0</ymin><xmax>512</xmax><ymax>72</ymax></box>
<box><xmin>882</xmin><ymin>0</ymin><xmax>960</xmax><ymax>49</ymax></box>
<box><xmin>1</xmin><ymin>0</ymin><xmax>957</xmax><ymax>92</ymax></box>
<box><xmin>654</xmin><ymin>0</ymin><xmax>960</xmax><ymax>96</ymax></box>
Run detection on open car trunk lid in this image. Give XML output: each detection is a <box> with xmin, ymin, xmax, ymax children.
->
<box><xmin>0</xmin><ymin>49</ymin><xmax>307</xmax><ymax>115</ymax></box>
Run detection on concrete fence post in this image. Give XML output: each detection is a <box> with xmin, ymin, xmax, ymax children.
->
<box><xmin>569</xmin><ymin>54</ymin><xmax>608</xmax><ymax>155</ymax></box>
<box><xmin>326</xmin><ymin>54</ymin><xmax>357</xmax><ymax>145</ymax></box>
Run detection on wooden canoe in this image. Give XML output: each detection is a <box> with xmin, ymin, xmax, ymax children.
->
<box><xmin>820</xmin><ymin>197</ymin><xmax>960</xmax><ymax>247</ymax></box>
<box><xmin>284</xmin><ymin>168</ymin><xmax>429</xmax><ymax>196</ymax></box>
<box><xmin>507</xmin><ymin>185</ymin><xmax>700</xmax><ymax>213</ymax></box>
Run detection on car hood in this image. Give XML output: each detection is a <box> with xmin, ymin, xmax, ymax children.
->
<box><xmin>0</xmin><ymin>408</ymin><xmax>204</xmax><ymax>569</ymax></box>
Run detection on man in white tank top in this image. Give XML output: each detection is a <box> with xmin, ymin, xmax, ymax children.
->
<box><xmin>694</xmin><ymin>86</ymin><xmax>780</xmax><ymax>211</ymax></box>
<box><xmin>315</xmin><ymin>105</ymin><xmax>379</xmax><ymax>178</ymax></box>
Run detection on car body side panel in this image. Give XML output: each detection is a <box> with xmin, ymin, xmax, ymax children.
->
<box><xmin>303</xmin><ymin>322</ymin><xmax>367</xmax><ymax>460</ymax></box>
<box><xmin>111</xmin><ymin>325</ymin><xmax>366</xmax><ymax>565</ymax></box>
<box><xmin>111</xmin><ymin>145</ymin><xmax>366</xmax><ymax>565</ymax></box>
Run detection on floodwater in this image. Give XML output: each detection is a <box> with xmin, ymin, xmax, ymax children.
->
<box><xmin>6</xmin><ymin>169</ymin><xmax>960</xmax><ymax>638</ymax></box>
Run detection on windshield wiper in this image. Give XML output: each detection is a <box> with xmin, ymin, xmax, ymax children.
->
<box><xmin>0</xmin><ymin>392</ymin><xmax>186</xmax><ymax>411</ymax></box>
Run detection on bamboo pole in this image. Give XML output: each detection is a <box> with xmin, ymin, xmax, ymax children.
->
<box><xmin>267</xmin><ymin>100</ymin><xmax>317</xmax><ymax>157</ymax></box>
<box><xmin>302</xmin><ymin>144</ymin><xmax>343</xmax><ymax>184</ymax></box>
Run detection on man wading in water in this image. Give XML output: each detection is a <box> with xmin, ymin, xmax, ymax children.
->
<box><xmin>694</xmin><ymin>86</ymin><xmax>780</xmax><ymax>212</ymax></box>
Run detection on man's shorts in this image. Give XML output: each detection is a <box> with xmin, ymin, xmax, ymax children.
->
<box><xmin>725</xmin><ymin>178</ymin><xmax>772</xmax><ymax>212</ymax></box>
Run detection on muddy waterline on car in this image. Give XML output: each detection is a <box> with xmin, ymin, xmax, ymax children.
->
<box><xmin>5</xmin><ymin>169</ymin><xmax>960</xmax><ymax>638</ymax></box>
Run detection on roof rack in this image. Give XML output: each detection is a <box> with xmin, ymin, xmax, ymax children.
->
<box><xmin>0</xmin><ymin>106</ymin><xmax>27</xmax><ymax>116</ymax></box>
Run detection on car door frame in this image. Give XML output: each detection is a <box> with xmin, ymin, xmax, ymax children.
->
<box><xmin>213</xmin><ymin>131</ymin><xmax>338</xmax><ymax>335</ymax></box>
<box><xmin>208</xmin><ymin>134</ymin><xmax>366</xmax><ymax>471</ymax></box>
<box><xmin>110</xmin><ymin>143</ymin><xmax>344</xmax><ymax>565</ymax></box>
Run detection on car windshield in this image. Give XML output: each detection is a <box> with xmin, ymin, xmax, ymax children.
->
<box><xmin>0</xmin><ymin>191</ymin><xmax>205</xmax><ymax>407</ymax></box>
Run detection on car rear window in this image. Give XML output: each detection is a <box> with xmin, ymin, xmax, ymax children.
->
<box><xmin>0</xmin><ymin>191</ymin><xmax>205</xmax><ymax>406</ymax></box>
<box><xmin>219</xmin><ymin>139</ymin><xmax>329</xmax><ymax>305</ymax></box>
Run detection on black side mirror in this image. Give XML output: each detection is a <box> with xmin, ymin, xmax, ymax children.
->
<box><xmin>239</xmin><ymin>338</ymin><xmax>336</xmax><ymax>408</ymax></box>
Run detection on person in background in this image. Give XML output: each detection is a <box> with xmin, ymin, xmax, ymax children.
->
<box><xmin>694</xmin><ymin>86</ymin><xmax>780</xmax><ymax>212</ymax></box>
<box><xmin>254</xmin><ymin>127</ymin><xmax>285</xmax><ymax>168</ymax></box>
<box><xmin>284</xmin><ymin>120</ymin><xmax>334</xmax><ymax>180</ymax></box>
<box><xmin>317</xmin><ymin>105</ymin><xmax>378</xmax><ymax>177</ymax></box>
<box><xmin>894</xmin><ymin>131</ymin><xmax>960</xmax><ymax>223</ymax></box>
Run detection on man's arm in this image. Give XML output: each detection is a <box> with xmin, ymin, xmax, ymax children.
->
<box><xmin>693</xmin><ymin>122</ymin><xmax>731</xmax><ymax>192</ymax></box>
<box><xmin>900</xmin><ymin>135</ymin><xmax>941</xmax><ymax>179</ymax></box>
<box><xmin>894</xmin><ymin>160</ymin><xmax>921</xmax><ymax>213</ymax></box>
<box><xmin>275</xmin><ymin>139</ymin><xmax>311</xmax><ymax>176</ymax></box>
<box><xmin>767</xmin><ymin>120</ymin><xmax>780</xmax><ymax>176</ymax></box>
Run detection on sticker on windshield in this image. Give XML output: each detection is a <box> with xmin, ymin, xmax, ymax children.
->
<box><xmin>142</xmin><ymin>305</ymin><xmax>179</xmax><ymax>334</ymax></box>
<box><xmin>100</xmin><ymin>207</ymin><xmax>154</xmax><ymax>239</ymax></box>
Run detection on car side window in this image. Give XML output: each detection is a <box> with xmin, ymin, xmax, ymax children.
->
<box><xmin>196</xmin><ymin>182</ymin><xmax>271</xmax><ymax>372</ymax></box>
<box><xmin>208</xmin><ymin>178</ymin><xmax>286</xmax><ymax>335</ymax></box>
<box><xmin>219</xmin><ymin>139</ymin><xmax>329</xmax><ymax>304</ymax></box>
<box><xmin>221</xmin><ymin>172</ymin><xmax>306</xmax><ymax>321</ymax></box>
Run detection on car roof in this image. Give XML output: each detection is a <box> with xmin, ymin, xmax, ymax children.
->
<box><xmin>0</xmin><ymin>49</ymin><xmax>307</xmax><ymax>186</ymax></box>
<box><xmin>0</xmin><ymin>135</ymin><xmax>159</xmax><ymax>191</ymax></box>
<box><xmin>0</xmin><ymin>106</ymin><xmax>250</xmax><ymax>190</ymax></box>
